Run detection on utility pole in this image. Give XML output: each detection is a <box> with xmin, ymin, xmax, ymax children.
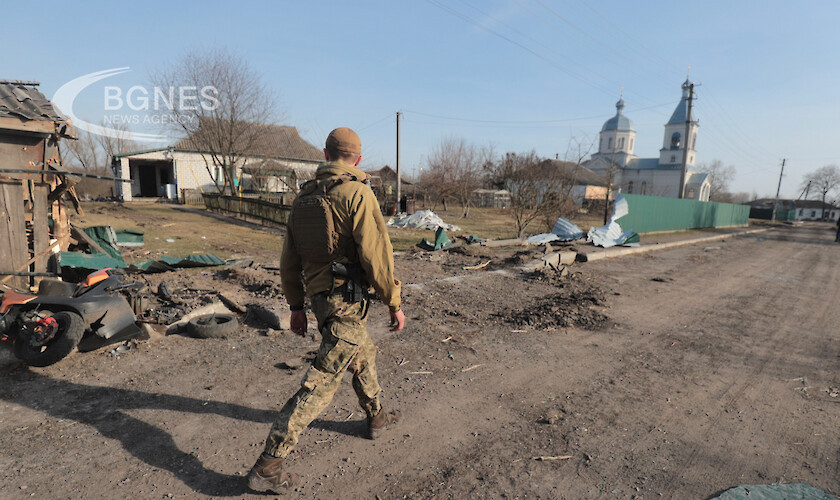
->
<box><xmin>798</xmin><ymin>180</ymin><xmax>811</xmax><ymax>200</ymax></box>
<box><xmin>771</xmin><ymin>158</ymin><xmax>786</xmax><ymax>221</ymax></box>
<box><xmin>678</xmin><ymin>83</ymin><xmax>695</xmax><ymax>199</ymax></box>
<box><xmin>395</xmin><ymin>111</ymin><xmax>401</xmax><ymax>214</ymax></box>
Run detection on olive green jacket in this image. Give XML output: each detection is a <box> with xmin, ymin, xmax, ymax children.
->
<box><xmin>280</xmin><ymin>160</ymin><xmax>401</xmax><ymax>312</ymax></box>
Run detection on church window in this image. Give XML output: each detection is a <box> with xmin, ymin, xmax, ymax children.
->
<box><xmin>641</xmin><ymin>181</ymin><xmax>647</xmax><ymax>195</ymax></box>
<box><xmin>627</xmin><ymin>181</ymin><xmax>634</xmax><ymax>193</ymax></box>
<box><xmin>670</xmin><ymin>155</ymin><xmax>676</xmax><ymax>163</ymax></box>
<box><xmin>692</xmin><ymin>136</ymin><xmax>697</xmax><ymax>149</ymax></box>
<box><xmin>687</xmin><ymin>188</ymin><xmax>696</xmax><ymax>198</ymax></box>
<box><xmin>618</xmin><ymin>137</ymin><xmax>624</xmax><ymax>149</ymax></box>
<box><xmin>608</xmin><ymin>137</ymin><xmax>613</xmax><ymax>150</ymax></box>
<box><xmin>630</xmin><ymin>139</ymin><xmax>634</xmax><ymax>150</ymax></box>
<box><xmin>671</xmin><ymin>132</ymin><xmax>681</xmax><ymax>150</ymax></box>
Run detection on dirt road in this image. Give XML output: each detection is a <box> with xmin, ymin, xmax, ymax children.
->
<box><xmin>1</xmin><ymin>223</ymin><xmax>839</xmax><ymax>499</ymax></box>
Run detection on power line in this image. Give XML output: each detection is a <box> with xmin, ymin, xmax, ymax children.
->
<box><xmin>425</xmin><ymin>0</ymin><xmax>616</xmax><ymax>97</ymax></box>
<box><xmin>402</xmin><ymin>101</ymin><xmax>675</xmax><ymax>126</ymax></box>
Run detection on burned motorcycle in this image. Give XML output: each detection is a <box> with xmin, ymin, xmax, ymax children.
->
<box><xmin>0</xmin><ymin>269</ymin><xmax>145</xmax><ymax>367</ymax></box>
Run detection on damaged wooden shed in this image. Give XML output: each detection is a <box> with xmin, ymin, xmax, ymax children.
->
<box><xmin>0</xmin><ymin>80</ymin><xmax>78</xmax><ymax>289</ymax></box>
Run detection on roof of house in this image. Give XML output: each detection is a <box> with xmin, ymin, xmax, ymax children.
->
<box><xmin>174</xmin><ymin>123</ymin><xmax>323</xmax><ymax>161</ymax></box>
<box><xmin>0</xmin><ymin>82</ymin><xmax>66</xmax><ymax>123</ymax></box>
<box><xmin>365</xmin><ymin>165</ymin><xmax>413</xmax><ymax>185</ymax></box>
<box><xmin>540</xmin><ymin>159</ymin><xmax>610</xmax><ymax>187</ymax></box>
<box><xmin>748</xmin><ymin>198</ymin><xmax>840</xmax><ymax>210</ymax></box>
<box><xmin>0</xmin><ymin>81</ymin><xmax>72</xmax><ymax>138</ymax></box>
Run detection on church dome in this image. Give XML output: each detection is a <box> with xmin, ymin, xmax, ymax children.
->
<box><xmin>601</xmin><ymin>98</ymin><xmax>634</xmax><ymax>132</ymax></box>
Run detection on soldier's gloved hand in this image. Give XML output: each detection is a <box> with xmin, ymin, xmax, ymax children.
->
<box><xmin>389</xmin><ymin>309</ymin><xmax>406</xmax><ymax>332</ymax></box>
<box><xmin>290</xmin><ymin>309</ymin><xmax>307</xmax><ymax>336</ymax></box>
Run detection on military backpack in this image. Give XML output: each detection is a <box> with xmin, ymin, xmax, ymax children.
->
<box><xmin>290</xmin><ymin>174</ymin><xmax>357</xmax><ymax>263</ymax></box>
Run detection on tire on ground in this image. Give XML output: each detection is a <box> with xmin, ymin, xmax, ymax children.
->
<box><xmin>186</xmin><ymin>314</ymin><xmax>239</xmax><ymax>339</ymax></box>
<box><xmin>14</xmin><ymin>311</ymin><xmax>85</xmax><ymax>367</ymax></box>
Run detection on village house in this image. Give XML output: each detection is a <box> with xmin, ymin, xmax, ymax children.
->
<box><xmin>747</xmin><ymin>198</ymin><xmax>840</xmax><ymax>222</ymax></box>
<box><xmin>113</xmin><ymin>124</ymin><xmax>322</xmax><ymax>201</ymax></box>
<box><xmin>538</xmin><ymin>158</ymin><xmax>611</xmax><ymax>205</ymax></box>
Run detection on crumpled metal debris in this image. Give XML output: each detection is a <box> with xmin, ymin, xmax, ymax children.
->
<box><xmin>587</xmin><ymin>196</ymin><xmax>640</xmax><ymax>248</ymax></box>
<box><xmin>527</xmin><ymin>218</ymin><xmax>585</xmax><ymax>244</ymax></box>
<box><xmin>387</xmin><ymin>210</ymin><xmax>461</xmax><ymax>231</ymax></box>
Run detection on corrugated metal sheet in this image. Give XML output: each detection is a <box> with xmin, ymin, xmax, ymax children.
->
<box><xmin>616</xmin><ymin>193</ymin><xmax>750</xmax><ymax>233</ymax></box>
<box><xmin>0</xmin><ymin>83</ymin><xmax>65</xmax><ymax>122</ymax></box>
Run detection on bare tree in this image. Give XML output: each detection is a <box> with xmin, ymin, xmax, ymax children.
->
<box><xmin>153</xmin><ymin>48</ymin><xmax>278</xmax><ymax>194</ymax></box>
<box><xmin>64</xmin><ymin>129</ymin><xmax>100</xmax><ymax>171</ymax></box>
<box><xmin>64</xmin><ymin>122</ymin><xmax>137</xmax><ymax>173</ymax></box>
<box><xmin>801</xmin><ymin>165</ymin><xmax>840</xmax><ymax>218</ymax></box>
<box><xmin>487</xmin><ymin>151</ymin><xmax>574</xmax><ymax>237</ymax></box>
<box><xmin>423</xmin><ymin>137</ymin><xmax>490</xmax><ymax>217</ymax></box>
<box><xmin>697</xmin><ymin>159</ymin><xmax>736</xmax><ymax>201</ymax></box>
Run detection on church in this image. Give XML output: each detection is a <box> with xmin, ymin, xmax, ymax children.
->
<box><xmin>584</xmin><ymin>79</ymin><xmax>711</xmax><ymax>201</ymax></box>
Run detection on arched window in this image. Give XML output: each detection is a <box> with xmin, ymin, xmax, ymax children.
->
<box><xmin>671</xmin><ymin>132</ymin><xmax>681</xmax><ymax>150</ymax></box>
<box><xmin>630</xmin><ymin>139</ymin><xmax>634</xmax><ymax>150</ymax></box>
<box><xmin>641</xmin><ymin>181</ymin><xmax>647</xmax><ymax>195</ymax></box>
<box><xmin>627</xmin><ymin>181</ymin><xmax>634</xmax><ymax>193</ymax></box>
<box><xmin>608</xmin><ymin>137</ymin><xmax>613</xmax><ymax>150</ymax></box>
<box><xmin>618</xmin><ymin>137</ymin><xmax>624</xmax><ymax>149</ymax></box>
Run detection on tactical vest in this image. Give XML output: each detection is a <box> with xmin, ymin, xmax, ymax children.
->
<box><xmin>290</xmin><ymin>174</ymin><xmax>357</xmax><ymax>263</ymax></box>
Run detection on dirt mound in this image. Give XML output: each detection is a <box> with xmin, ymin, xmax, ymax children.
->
<box><xmin>496</xmin><ymin>270</ymin><xmax>609</xmax><ymax>330</ymax></box>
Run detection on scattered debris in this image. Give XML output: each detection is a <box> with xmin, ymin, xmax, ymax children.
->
<box><xmin>532</xmin><ymin>455</ymin><xmax>573</xmax><ymax>461</ymax></box>
<box><xmin>387</xmin><ymin>210</ymin><xmax>461</xmax><ymax>231</ymax></box>
<box><xmin>496</xmin><ymin>271</ymin><xmax>608</xmax><ymax>330</ymax></box>
<box><xmin>461</xmin><ymin>364</ymin><xmax>482</xmax><ymax>372</ymax></box>
<box><xmin>418</xmin><ymin>227</ymin><xmax>452</xmax><ymax>251</ymax></box>
<box><xmin>587</xmin><ymin>196</ymin><xmax>640</xmax><ymax>248</ymax></box>
<box><xmin>462</xmin><ymin>260</ymin><xmax>491</xmax><ymax>271</ymax></box>
<box><xmin>527</xmin><ymin>218</ymin><xmax>585</xmax><ymax>244</ymax></box>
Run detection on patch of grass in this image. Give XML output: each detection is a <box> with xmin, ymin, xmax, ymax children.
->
<box><xmin>76</xmin><ymin>202</ymin><xmax>283</xmax><ymax>264</ymax></box>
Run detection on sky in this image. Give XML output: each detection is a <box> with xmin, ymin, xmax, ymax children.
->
<box><xmin>3</xmin><ymin>0</ymin><xmax>839</xmax><ymax>199</ymax></box>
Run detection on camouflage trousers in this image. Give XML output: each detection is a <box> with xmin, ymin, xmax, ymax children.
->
<box><xmin>263</xmin><ymin>293</ymin><xmax>382</xmax><ymax>458</ymax></box>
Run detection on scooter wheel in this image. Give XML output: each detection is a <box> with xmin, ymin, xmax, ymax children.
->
<box><xmin>14</xmin><ymin>311</ymin><xmax>85</xmax><ymax>367</ymax></box>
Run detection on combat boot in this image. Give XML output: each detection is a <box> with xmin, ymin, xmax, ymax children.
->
<box><xmin>247</xmin><ymin>453</ymin><xmax>296</xmax><ymax>494</ymax></box>
<box><xmin>368</xmin><ymin>409</ymin><xmax>401</xmax><ymax>439</ymax></box>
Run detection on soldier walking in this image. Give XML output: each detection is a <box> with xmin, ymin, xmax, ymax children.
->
<box><xmin>247</xmin><ymin>127</ymin><xmax>405</xmax><ymax>493</ymax></box>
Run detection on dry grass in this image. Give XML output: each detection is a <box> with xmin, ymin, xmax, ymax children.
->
<box><xmin>74</xmin><ymin>202</ymin><xmax>605</xmax><ymax>258</ymax></box>
<box><xmin>75</xmin><ymin>202</ymin><xmax>283</xmax><ymax>264</ymax></box>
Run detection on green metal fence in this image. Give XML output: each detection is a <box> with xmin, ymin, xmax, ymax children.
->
<box><xmin>615</xmin><ymin>194</ymin><xmax>750</xmax><ymax>234</ymax></box>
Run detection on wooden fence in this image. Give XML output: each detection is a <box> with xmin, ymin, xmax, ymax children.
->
<box><xmin>202</xmin><ymin>193</ymin><xmax>291</xmax><ymax>227</ymax></box>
